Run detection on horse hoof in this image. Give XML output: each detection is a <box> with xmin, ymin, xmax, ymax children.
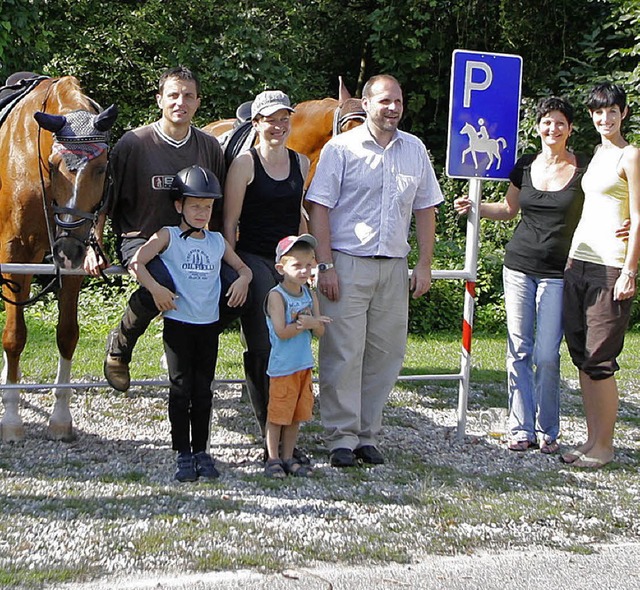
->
<box><xmin>1</xmin><ymin>422</ymin><xmax>26</xmax><ymax>443</ymax></box>
<box><xmin>47</xmin><ymin>422</ymin><xmax>76</xmax><ymax>442</ymax></box>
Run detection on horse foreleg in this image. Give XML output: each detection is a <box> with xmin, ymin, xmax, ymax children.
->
<box><xmin>49</xmin><ymin>356</ymin><xmax>75</xmax><ymax>441</ymax></box>
<box><xmin>1</xmin><ymin>275</ymin><xmax>30</xmax><ymax>442</ymax></box>
<box><xmin>48</xmin><ymin>275</ymin><xmax>83</xmax><ymax>441</ymax></box>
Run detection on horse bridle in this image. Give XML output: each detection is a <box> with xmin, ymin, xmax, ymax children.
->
<box><xmin>36</xmin><ymin>84</ymin><xmax>112</xmax><ymax>276</ymax></box>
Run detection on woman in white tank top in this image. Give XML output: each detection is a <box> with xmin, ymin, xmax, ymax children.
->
<box><xmin>562</xmin><ymin>83</ymin><xmax>640</xmax><ymax>469</ymax></box>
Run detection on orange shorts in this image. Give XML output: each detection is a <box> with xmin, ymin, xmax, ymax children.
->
<box><xmin>267</xmin><ymin>368</ymin><xmax>314</xmax><ymax>426</ymax></box>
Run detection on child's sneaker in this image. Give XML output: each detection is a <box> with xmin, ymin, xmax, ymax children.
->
<box><xmin>194</xmin><ymin>451</ymin><xmax>220</xmax><ymax>479</ymax></box>
<box><xmin>175</xmin><ymin>451</ymin><xmax>197</xmax><ymax>482</ymax></box>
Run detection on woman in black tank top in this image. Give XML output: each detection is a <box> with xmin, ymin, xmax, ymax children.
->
<box><xmin>223</xmin><ymin>90</ymin><xmax>310</xmax><ymax>447</ymax></box>
<box><xmin>454</xmin><ymin>97</ymin><xmax>584</xmax><ymax>456</ymax></box>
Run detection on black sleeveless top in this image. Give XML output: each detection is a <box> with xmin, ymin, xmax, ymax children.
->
<box><xmin>236</xmin><ymin>147</ymin><xmax>304</xmax><ymax>257</ymax></box>
<box><xmin>504</xmin><ymin>153</ymin><xmax>588</xmax><ymax>278</ymax></box>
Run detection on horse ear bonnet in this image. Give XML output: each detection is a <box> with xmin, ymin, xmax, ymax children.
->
<box><xmin>34</xmin><ymin>111</ymin><xmax>66</xmax><ymax>133</ymax></box>
<box><xmin>171</xmin><ymin>165</ymin><xmax>222</xmax><ymax>200</ymax></box>
<box><xmin>34</xmin><ymin>106</ymin><xmax>117</xmax><ymax>143</ymax></box>
<box><xmin>94</xmin><ymin>104</ymin><xmax>118</xmax><ymax>132</ymax></box>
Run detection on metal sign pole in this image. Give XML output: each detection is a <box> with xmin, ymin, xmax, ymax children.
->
<box><xmin>456</xmin><ymin>178</ymin><xmax>482</xmax><ymax>440</ymax></box>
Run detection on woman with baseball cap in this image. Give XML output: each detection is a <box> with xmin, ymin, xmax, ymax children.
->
<box><xmin>223</xmin><ymin>90</ymin><xmax>311</xmax><ymax>461</ymax></box>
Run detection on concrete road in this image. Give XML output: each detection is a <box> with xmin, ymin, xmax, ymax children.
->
<box><xmin>64</xmin><ymin>543</ymin><xmax>640</xmax><ymax>590</ymax></box>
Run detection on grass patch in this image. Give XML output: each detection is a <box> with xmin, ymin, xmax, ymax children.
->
<box><xmin>0</xmin><ymin>565</ymin><xmax>94</xmax><ymax>588</ymax></box>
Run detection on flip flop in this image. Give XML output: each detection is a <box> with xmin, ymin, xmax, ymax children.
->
<box><xmin>560</xmin><ymin>449</ymin><xmax>584</xmax><ymax>464</ymax></box>
<box><xmin>572</xmin><ymin>455</ymin><xmax>613</xmax><ymax>469</ymax></box>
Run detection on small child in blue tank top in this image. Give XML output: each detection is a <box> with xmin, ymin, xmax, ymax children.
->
<box><xmin>128</xmin><ymin>166</ymin><xmax>252</xmax><ymax>483</ymax></box>
<box><xmin>264</xmin><ymin>234</ymin><xmax>331</xmax><ymax>478</ymax></box>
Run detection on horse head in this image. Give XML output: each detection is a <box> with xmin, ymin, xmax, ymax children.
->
<box><xmin>336</xmin><ymin>98</ymin><xmax>366</xmax><ymax>133</ymax></box>
<box><xmin>336</xmin><ymin>77</ymin><xmax>366</xmax><ymax>134</ymax></box>
<box><xmin>460</xmin><ymin>122</ymin><xmax>475</xmax><ymax>136</ymax></box>
<box><xmin>34</xmin><ymin>104</ymin><xmax>117</xmax><ymax>269</ymax></box>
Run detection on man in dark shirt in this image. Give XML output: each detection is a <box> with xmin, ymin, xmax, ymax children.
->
<box><xmin>85</xmin><ymin>66</ymin><xmax>226</xmax><ymax>391</ymax></box>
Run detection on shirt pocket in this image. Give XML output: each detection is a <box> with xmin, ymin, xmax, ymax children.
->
<box><xmin>394</xmin><ymin>173</ymin><xmax>419</xmax><ymax>216</ymax></box>
<box><xmin>396</xmin><ymin>173</ymin><xmax>419</xmax><ymax>195</ymax></box>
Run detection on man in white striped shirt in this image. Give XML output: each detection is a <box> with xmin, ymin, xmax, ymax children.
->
<box><xmin>306</xmin><ymin>74</ymin><xmax>444</xmax><ymax>467</ymax></box>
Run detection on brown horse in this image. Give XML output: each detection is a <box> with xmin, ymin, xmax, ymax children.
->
<box><xmin>202</xmin><ymin>78</ymin><xmax>365</xmax><ymax>185</ymax></box>
<box><xmin>0</xmin><ymin>75</ymin><xmax>117</xmax><ymax>442</ymax></box>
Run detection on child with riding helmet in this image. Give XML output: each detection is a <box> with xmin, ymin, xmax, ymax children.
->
<box><xmin>128</xmin><ymin>165</ymin><xmax>252</xmax><ymax>482</ymax></box>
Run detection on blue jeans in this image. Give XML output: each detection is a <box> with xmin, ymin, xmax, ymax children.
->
<box><xmin>503</xmin><ymin>266</ymin><xmax>563</xmax><ymax>443</ymax></box>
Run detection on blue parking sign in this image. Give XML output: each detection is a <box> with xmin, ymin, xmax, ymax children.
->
<box><xmin>446</xmin><ymin>50</ymin><xmax>523</xmax><ymax>181</ymax></box>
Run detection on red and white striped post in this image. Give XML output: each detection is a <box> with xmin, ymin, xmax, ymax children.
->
<box><xmin>456</xmin><ymin>178</ymin><xmax>482</xmax><ymax>440</ymax></box>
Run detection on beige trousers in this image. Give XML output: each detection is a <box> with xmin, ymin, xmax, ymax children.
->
<box><xmin>318</xmin><ymin>251</ymin><xmax>409</xmax><ymax>452</ymax></box>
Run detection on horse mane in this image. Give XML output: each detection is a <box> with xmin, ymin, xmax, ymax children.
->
<box><xmin>41</xmin><ymin>76</ymin><xmax>97</xmax><ymax>115</ymax></box>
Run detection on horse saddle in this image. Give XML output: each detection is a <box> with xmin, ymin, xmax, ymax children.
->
<box><xmin>0</xmin><ymin>72</ymin><xmax>49</xmax><ymax>129</ymax></box>
<box><xmin>219</xmin><ymin>100</ymin><xmax>257</xmax><ymax>167</ymax></box>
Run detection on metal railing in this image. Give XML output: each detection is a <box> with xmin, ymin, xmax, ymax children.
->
<box><xmin>1</xmin><ymin>182</ymin><xmax>483</xmax><ymax>439</ymax></box>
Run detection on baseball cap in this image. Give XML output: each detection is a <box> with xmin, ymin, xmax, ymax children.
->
<box><xmin>251</xmin><ymin>90</ymin><xmax>295</xmax><ymax>120</ymax></box>
<box><xmin>275</xmin><ymin>234</ymin><xmax>318</xmax><ymax>263</ymax></box>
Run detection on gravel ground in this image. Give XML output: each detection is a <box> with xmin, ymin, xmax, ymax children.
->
<box><xmin>0</xmin><ymin>378</ymin><xmax>639</xmax><ymax>588</ymax></box>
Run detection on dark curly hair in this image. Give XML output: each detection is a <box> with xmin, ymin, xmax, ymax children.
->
<box><xmin>536</xmin><ymin>97</ymin><xmax>574</xmax><ymax>125</ymax></box>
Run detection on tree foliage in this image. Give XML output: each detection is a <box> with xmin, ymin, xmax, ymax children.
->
<box><xmin>1</xmin><ymin>0</ymin><xmax>639</xmax><ymax>331</ymax></box>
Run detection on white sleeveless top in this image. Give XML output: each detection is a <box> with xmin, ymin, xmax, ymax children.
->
<box><xmin>160</xmin><ymin>226</ymin><xmax>225</xmax><ymax>324</ymax></box>
<box><xmin>569</xmin><ymin>146</ymin><xmax>629</xmax><ymax>267</ymax></box>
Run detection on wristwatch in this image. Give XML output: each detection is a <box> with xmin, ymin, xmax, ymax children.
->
<box><xmin>317</xmin><ymin>262</ymin><xmax>334</xmax><ymax>273</ymax></box>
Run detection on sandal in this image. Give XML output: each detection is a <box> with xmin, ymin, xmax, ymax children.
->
<box><xmin>264</xmin><ymin>458</ymin><xmax>286</xmax><ymax>479</ymax></box>
<box><xmin>283</xmin><ymin>458</ymin><xmax>313</xmax><ymax>478</ymax></box>
<box><xmin>560</xmin><ymin>449</ymin><xmax>584</xmax><ymax>464</ymax></box>
<box><xmin>571</xmin><ymin>454</ymin><xmax>613</xmax><ymax>469</ymax></box>
<box><xmin>540</xmin><ymin>440</ymin><xmax>560</xmax><ymax>454</ymax></box>
<box><xmin>508</xmin><ymin>439</ymin><xmax>535</xmax><ymax>452</ymax></box>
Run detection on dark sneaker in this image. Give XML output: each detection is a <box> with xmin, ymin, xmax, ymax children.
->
<box><xmin>329</xmin><ymin>447</ymin><xmax>356</xmax><ymax>467</ymax></box>
<box><xmin>354</xmin><ymin>445</ymin><xmax>384</xmax><ymax>465</ymax></box>
<box><xmin>175</xmin><ymin>451</ymin><xmax>197</xmax><ymax>482</ymax></box>
<box><xmin>194</xmin><ymin>451</ymin><xmax>220</xmax><ymax>479</ymax></box>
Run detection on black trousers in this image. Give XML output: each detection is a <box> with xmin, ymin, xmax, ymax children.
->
<box><xmin>163</xmin><ymin>318</ymin><xmax>219</xmax><ymax>454</ymax></box>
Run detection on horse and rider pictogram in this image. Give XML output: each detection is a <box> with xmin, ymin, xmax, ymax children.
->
<box><xmin>459</xmin><ymin>119</ymin><xmax>507</xmax><ymax>170</ymax></box>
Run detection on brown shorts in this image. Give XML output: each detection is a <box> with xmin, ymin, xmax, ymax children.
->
<box><xmin>563</xmin><ymin>259</ymin><xmax>633</xmax><ymax>380</ymax></box>
<box><xmin>267</xmin><ymin>368</ymin><xmax>314</xmax><ymax>425</ymax></box>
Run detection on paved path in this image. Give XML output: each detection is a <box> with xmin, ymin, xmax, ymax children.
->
<box><xmin>64</xmin><ymin>543</ymin><xmax>640</xmax><ymax>589</ymax></box>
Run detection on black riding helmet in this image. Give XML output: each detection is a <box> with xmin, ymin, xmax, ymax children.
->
<box><xmin>171</xmin><ymin>165</ymin><xmax>222</xmax><ymax>238</ymax></box>
<box><xmin>170</xmin><ymin>165</ymin><xmax>222</xmax><ymax>200</ymax></box>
